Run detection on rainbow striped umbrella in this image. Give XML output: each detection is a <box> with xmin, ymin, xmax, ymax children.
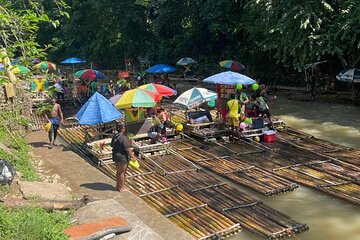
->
<box><xmin>34</xmin><ymin>61</ymin><xmax>56</xmax><ymax>71</ymax></box>
<box><xmin>219</xmin><ymin>60</ymin><xmax>245</xmax><ymax>72</ymax></box>
<box><xmin>11</xmin><ymin>65</ymin><xmax>30</xmax><ymax>74</ymax></box>
<box><xmin>74</xmin><ymin>69</ymin><xmax>106</xmax><ymax>79</ymax></box>
<box><xmin>138</xmin><ymin>83</ymin><xmax>176</xmax><ymax>97</ymax></box>
<box><xmin>115</xmin><ymin>88</ymin><xmax>159</xmax><ymax>109</ymax></box>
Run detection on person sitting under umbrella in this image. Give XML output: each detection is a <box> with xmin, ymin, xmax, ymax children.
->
<box><xmin>147</xmin><ymin>118</ymin><xmax>163</xmax><ymax>144</ymax></box>
<box><xmin>157</xmin><ymin>108</ymin><xmax>172</xmax><ymax>136</ymax></box>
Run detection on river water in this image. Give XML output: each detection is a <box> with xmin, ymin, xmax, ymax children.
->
<box><xmin>230</xmin><ymin>96</ymin><xmax>360</xmax><ymax>240</ymax></box>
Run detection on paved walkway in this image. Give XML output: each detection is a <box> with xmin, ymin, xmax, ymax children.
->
<box><xmin>26</xmin><ymin>131</ymin><xmax>193</xmax><ymax>240</ymax></box>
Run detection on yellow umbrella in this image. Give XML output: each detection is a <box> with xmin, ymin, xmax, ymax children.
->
<box><xmin>115</xmin><ymin>89</ymin><xmax>159</xmax><ymax>109</ymax></box>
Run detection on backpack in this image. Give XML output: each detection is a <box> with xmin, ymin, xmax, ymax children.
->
<box><xmin>0</xmin><ymin>159</ymin><xmax>16</xmax><ymax>185</ymax></box>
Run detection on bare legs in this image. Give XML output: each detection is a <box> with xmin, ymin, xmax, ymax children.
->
<box><xmin>48</xmin><ymin>124</ymin><xmax>59</xmax><ymax>147</ymax></box>
<box><xmin>115</xmin><ymin>161</ymin><xmax>129</xmax><ymax>192</ymax></box>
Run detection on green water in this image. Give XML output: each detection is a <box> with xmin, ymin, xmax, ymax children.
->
<box><xmin>231</xmin><ymin>96</ymin><xmax>360</xmax><ymax>240</ymax></box>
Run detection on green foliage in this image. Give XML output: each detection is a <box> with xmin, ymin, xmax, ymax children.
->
<box><xmin>0</xmin><ymin>0</ymin><xmax>69</xmax><ymax>63</ymax></box>
<box><xmin>0</xmin><ymin>110</ymin><xmax>38</xmax><ymax>181</ymax></box>
<box><xmin>36</xmin><ymin>101</ymin><xmax>53</xmax><ymax>116</ymax></box>
<box><xmin>32</xmin><ymin>0</ymin><xmax>360</xmax><ymax>82</ymax></box>
<box><xmin>244</xmin><ymin>0</ymin><xmax>360</xmax><ymax>69</ymax></box>
<box><xmin>0</xmin><ymin>206</ymin><xmax>71</xmax><ymax>240</ymax></box>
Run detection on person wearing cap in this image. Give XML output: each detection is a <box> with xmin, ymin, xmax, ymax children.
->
<box><xmin>111</xmin><ymin>124</ymin><xmax>134</xmax><ymax>192</ymax></box>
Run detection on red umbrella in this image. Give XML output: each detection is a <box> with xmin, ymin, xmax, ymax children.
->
<box><xmin>138</xmin><ymin>83</ymin><xmax>177</xmax><ymax>97</ymax></box>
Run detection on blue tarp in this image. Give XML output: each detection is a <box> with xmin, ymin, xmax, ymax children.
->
<box><xmin>203</xmin><ymin>71</ymin><xmax>256</xmax><ymax>85</ymax></box>
<box><xmin>146</xmin><ymin>64</ymin><xmax>176</xmax><ymax>74</ymax></box>
<box><xmin>76</xmin><ymin>92</ymin><xmax>122</xmax><ymax>125</ymax></box>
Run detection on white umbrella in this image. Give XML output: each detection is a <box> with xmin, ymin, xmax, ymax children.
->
<box><xmin>176</xmin><ymin>57</ymin><xmax>197</xmax><ymax>66</ymax></box>
<box><xmin>336</xmin><ymin>68</ymin><xmax>360</xmax><ymax>83</ymax></box>
<box><xmin>173</xmin><ymin>87</ymin><xmax>217</xmax><ymax>109</ymax></box>
<box><xmin>203</xmin><ymin>71</ymin><xmax>255</xmax><ymax>85</ymax></box>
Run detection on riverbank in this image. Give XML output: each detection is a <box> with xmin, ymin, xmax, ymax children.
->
<box><xmin>273</xmin><ymin>85</ymin><xmax>360</xmax><ymax>105</ymax></box>
<box><xmin>24</xmin><ymin>130</ymin><xmax>193</xmax><ymax>240</ymax></box>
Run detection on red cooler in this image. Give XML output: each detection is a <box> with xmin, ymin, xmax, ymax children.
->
<box><xmin>263</xmin><ymin>130</ymin><xmax>277</xmax><ymax>142</ymax></box>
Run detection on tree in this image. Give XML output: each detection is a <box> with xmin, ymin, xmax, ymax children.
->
<box><xmin>0</xmin><ymin>0</ymin><xmax>68</xmax><ymax>62</ymax></box>
<box><xmin>244</xmin><ymin>0</ymin><xmax>360</xmax><ymax>69</ymax></box>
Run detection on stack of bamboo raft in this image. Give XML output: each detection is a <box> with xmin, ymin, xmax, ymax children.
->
<box><xmin>59</xmin><ymin>125</ymin><xmax>309</xmax><ymax>239</ymax></box>
<box><xmin>100</xmin><ymin>156</ymin><xmax>307</xmax><ymax>239</ymax></box>
<box><xmin>142</xmin><ymin>153</ymin><xmax>200</xmax><ymax>175</ymax></box>
<box><xmin>165</xmin><ymin>171</ymin><xmax>309</xmax><ymax>239</ymax></box>
<box><xmin>58</xmin><ymin>126</ymin><xmax>88</xmax><ymax>156</ymax></box>
<box><xmin>206</xmin><ymin>130</ymin><xmax>360</xmax><ymax>206</ymax></box>
<box><xmin>171</xmin><ymin>140</ymin><xmax>298</xmax><ymax>196</ymax></box>
<box><xmin>103</xmin><ymin>161</ymin><xmax>241</xmax><ymax>239</ymax></box>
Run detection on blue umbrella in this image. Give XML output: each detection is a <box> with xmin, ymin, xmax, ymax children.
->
<box><xmin>203</xmin><ymin>71</ymin><xmax>255</xmax><ymax>85</ymax></box>
<box><xmin>76</xmin><ymin>92</ymin><xmax>122</xmax><ymax>125</ymax></box>
<box><xmin>61</xmin><ymin>57</ymin><xmax>86</xmax><ymax>64</ymax></box>
<box><xmin>146</xmin><ymin>64</ymin><xmax>176</xmax><ymax>74</ymax></box>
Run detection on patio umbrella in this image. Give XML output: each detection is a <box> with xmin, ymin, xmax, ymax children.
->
<box><xmin>74</xmin><ymin>69</ymin><xmax>106</xmax><ymax>79</ymax></box>
<box><xmin>146</xmin><ymin>64</ymin><xmax>176</xmax><ymax>74</ymax></box>
<box><xmin>219</xmin><ymin>60</ymin><xmax>245</xmax><ymax>72</ymax></box>
<box><xmin>61</xmin><ymin>57</ymin><xmax>86</xmax><ymax>72</ymax></box>
<box><xmin>138</xmin><ymin>83</ymin><xmax>177</xmax><ymax>97</ymax></box>
<box><xmin>76</xmin><ymin>92</ymin><xmax>122</xmax><ymax>125</ymax></box>
<box><xmin>203</xmin><ymin>71</ymin><xmax>255</xmax><ymax>85</ymax></box>
<box><xmin>109</xmin><ymin>94</ymin><xmax>122</xmax><ymax>105</ymax></box>
<box><xmin>11</xmin><ymin>65</ymin><xmax>30</xmax><ymax>74</ymax></box>
<box><xmin>60</xmin><ymin>57</ymin><xmax>86</xmax><ymax>64</ymax></box>
<box><xmin>177</xmin><ymin>57</ymin><xmax>197</xmax><ymax>66</ymax></box>
<box><xmin>336</xmin><ymin>68</ymin><xmax>360</xmax><ymax>83</ymax></box>
<box><xmin>34</xmin><ymin>61</ymin><xmax>56</xmax><ymax>71</ymax></box>
<box><xmin>173</xmin><ymin>87</ymin><xmax>217</xmax><ymax>109</ymax></box>
<box><xmin>115</xmin><ymin>88</ymin><xmax>159</xmax><ymax>109</ymax></box>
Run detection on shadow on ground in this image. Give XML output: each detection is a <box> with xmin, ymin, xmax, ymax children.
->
<box><xmin>29</xmin><ymin>142</ymin><xmax>49</xmax><ymax>148</ymax></box>
<box><xmin>80</xmin><ymin>182</ymin><xmax>116</xmax><ymax>191</ymax></box>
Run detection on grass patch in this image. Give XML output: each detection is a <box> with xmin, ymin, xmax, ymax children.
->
<box><xmin>0</xmin><ymin>132</ymin><xmax>39</xmax><ymax>181</ymax></box>
<box><xmin>0</xmin><ymin>206</ymin><xmax>71</xmax><ymax>240</ymax></box>
<box><xmin>0</xmin><ymin>111</ymin><xmax>39</xmax><ymax>181</ymax></box>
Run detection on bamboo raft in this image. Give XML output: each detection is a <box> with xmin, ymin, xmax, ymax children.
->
<box><xmin>103</xmin><ymin>161</ymin><xmax>242</xmax><ymax>239</ymax></box>
<box><xmin>165</xmin><ymin>171</ymin><xmax>308</xmax><ymax>239</ymax></box>
<box><xmin>132</xmin><ymin>139</ymin><xmax>170</xmax><ymax>156</ymax></box>
<box><xmin>59</xmin><ymin>125</ymin><xmax>310</xmax><ymax>239</ymax></box>
<box><xmin>171</xmin><ymin>140</ymin><xmax>299</xmax><ymax>196</ymax></box>
<box><xmin>101</xmin><ymin>158</ymin><xmax>307</xmax><ymax>239</ymax></box>
<box><xmin>86</xmin><ymin>138</ymin><xmax>113</xmax><ymax>163</ymax></box>
<box><xmin>143</xmin><ymin>153</ymin><xmax>201</xmax><ymax>175</ymax></box>
<box><xmin>204</xmin><ymin>133</ymin><xmax>360</xmax><ymax>205</ymax></box>
<box><xmin>277</xmin><ymin>127</ymin><xmax>360</xmax><ymax>167</ymax></box>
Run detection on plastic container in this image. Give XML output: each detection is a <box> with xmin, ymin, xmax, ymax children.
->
<box><xmin>263</xmin><ymin>130</ymin><xmax>277</xmax><ymax>142</ymax></box>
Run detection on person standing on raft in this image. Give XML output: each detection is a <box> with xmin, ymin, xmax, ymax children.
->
<box><xmin>111</xmin><ymin>124</ymin><xmax>135</xmax><ymax>192</ymax></box>
<box><xmin>227</xmin><ymin>93</ymin><xmax>240</xmax><ymax>141</ymax></box>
